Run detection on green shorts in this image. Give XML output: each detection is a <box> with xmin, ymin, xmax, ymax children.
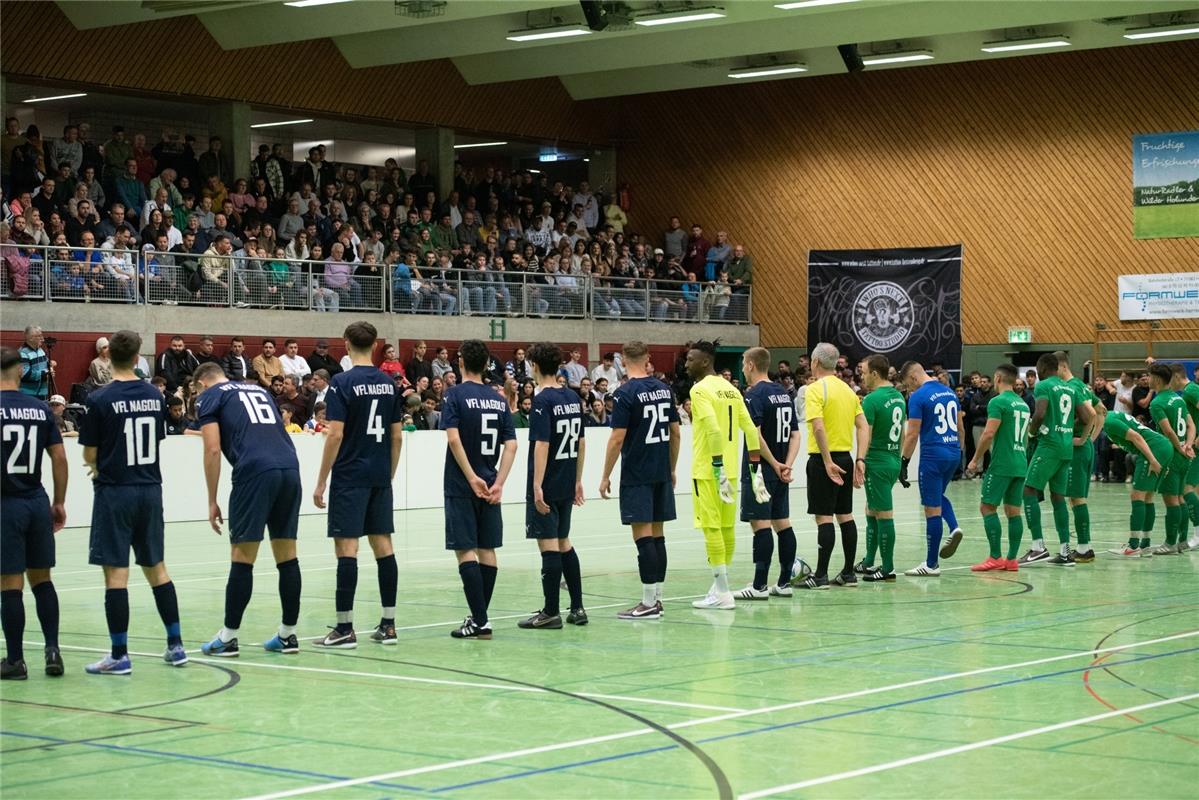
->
<box><xmin>864</xmin><ymin>460</ymin><xmax>899</xmax><ymax>512</ymax></box>
<box><xmin>1131</xmin><ymin>438</ymin><xmax>1175</xmax><ymax>493</ymax></box>
<box><xmin>1025</xmin><ymin>450</ymin><xmax>1071</xmax><ymax>494</ymax></box>
<box><xmin>981</xmin><ymin>471</ymin><xmax>1025</xmax><ymax>508</ymax></box>
<box><xmin>1158</xmin><ymin>453</ymin><xmax>1191</xmax><ymax>497</ymax></box>
<box><xmin>1066</xmin><ymin>440</ymin><xmax>1094</xmax><ymax>499</ymax></box>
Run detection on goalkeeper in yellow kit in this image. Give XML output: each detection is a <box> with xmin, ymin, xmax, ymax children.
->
<box><xmin>684</xmin><ymin>341</ymin><xmax>774</xmax><ymax>610</ymax></box>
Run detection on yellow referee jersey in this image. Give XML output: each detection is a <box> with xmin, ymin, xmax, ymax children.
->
<box><xmin>805</xmin><ymin>375</ymin><xmax>862</xmax><ymax>453</ymax></box>
<box><xmin>690</xmin><ymin>374</ymin><xmax>760</xmax><ymax>480</ymax></box>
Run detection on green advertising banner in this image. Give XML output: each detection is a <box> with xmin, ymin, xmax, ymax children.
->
<box><xmin>1133</xmin><ymin>131</ymin><xmax>1199</xmax><ymax>239</ymax></box>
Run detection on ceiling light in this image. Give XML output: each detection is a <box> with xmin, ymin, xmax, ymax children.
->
<box><xmin>283</xmin><ymin>0</ymin><xmax>354</xmax><ymax>7</ymax></box>
<box><xmin>775</xmin><ymin>1</ymin><xmax>858</xmax><ymax>9</ymax></box>
<box><xmin>728</xmin><ymin>64</ymin><xmax>807</xmax><ymax>79</ymax></box>
<box><xmin>23</xmin><ymin>92</ymin><xmax>87</xmax><ymax>103</ymax></box>
<box><xmin>506</xmin><ymin>26</ymin><xmax>593</xmax><ymax>42</ymax></box>
<box><xmin>861</xmin><ymin>50</ymin><xmax>934</xmax><ymax>66</ymax></box>
<box><xmin>454</xmin><ymin>141</ymin><xmax>508</xmax><ymax>149</ymax></box>
<box><xmin>250</xmin><ymin>118</ymin><xmax>314</xmax><ymax>129</ymax></box>
<box><xmin>981</xmin><ymin>36</ymin><xmax>1070</xmax><ymax>53</ymax></box>
<box><xmin>1123</xmin><ymin>25</ymin><xmax>1199</xmax><ymax>40</ymax></box>
<box><xmin>634</xmin><ymin>9</ymin><xmax>725</xmax><ymax>27</ymax></box>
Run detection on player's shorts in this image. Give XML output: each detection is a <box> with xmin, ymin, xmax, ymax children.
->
<box><xmin>328</xmin><ymin>484</ymin><xmax>394</xmax><ymax>538</ymax></box>
<box><xmin>981</xmin><ymin>471</ymin><xmax>1025</xmax><ymax>508</ymax></box>
<box><xmin>1066</xmin><ymin>440</ymin><xmax>1095</xmax><ymax>499</ymax></box>
<box><xmin>618</xmin><ymin>481</ymin><xmax>676</xmax><ymax>525</ymax></box>
<box><xmin>740</xmin><ymin>477</ymin><xmax>789</xmax><ymax>521</ymax></box>
<box><xmin>1187</xmin><ymin>453</ymin><xmax>1199</xmax><ymax>486</ymax></box>
<box><xmin>1158</xmin><ymin>453</ymin><xmax>1191</xmax><ymax>496</ymax></box>
<box><xmin>918</xmin><ymin>456</ymin><xmax>958</xmax><ymax>509</ymax></box>
<box><xmin>88</xmin><ymin>484</ymin><xmax>165</xmax><ymax>567</ymax></box>
<box><xmin>1132</xmin><ymin>439</ymin><xmax>1176</xmax><ymax>493</ymax></box>
<box><xmin>229</xmin><ymin>468</ymin><xmax>302</xmax><ymax>543</ymax></box>
<box><xmin>693</xmin><ymin>478</ymin><xmax>737</xmax><ymax>529</ymax></box>
<box><xmin>1025</xmin><ymin>450</ymin><xmax>1071</xmax><ymax>494</ymax></box>
<box><xmin>864</xmin><ymin>459</ymin><xmax>899</xmax><ymax>512</ymax></box>
<box><xmin>806</xmin><ymin>452</ymin><xmax>854</xmax><ymax>516</ymax></box>
<box><xmin>0</xmin><ymin>493</ymin><xmax>54</xmax><ymax>574</ymax></box>
<box><xmin>445</xmin><ymin>495</ymin><xmax>503</xmax><ymax>551</ymax></box>
<box><xmin>526</xmin><ymin>497</ymin><xmax>574</xmax><ymax>539</ymax></box>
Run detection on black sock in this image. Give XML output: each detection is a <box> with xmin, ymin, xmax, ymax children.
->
<box><xmin>31</xmin><ymin>581</ymin><xmax>59</xmax><ymax>648</ymax></box>
<box><xmin>480</xmin><ymin>563</ymin><xmax>498</xmax><ymax>610</ymax></box>
<box><xmin>815</xmin><ymin>522</ymin><xmax>836</xmax><ymax>578</ymax></box>
<box><xmin>839</xmin><ymin>520</ymin><xmax>858</xmax><ymax>576</ymax></box>
<box><xmin>540</xmin><ymin>551</ymin><xmax>563</xmax><ymax>616</ymax></box>
<box><xmin>458</xmin><ymin>561</ymin><xmax>488</xmax><ymax>626</ymax></box>
<box><xmin>752</xmin><ymin>530</ymin><xmax>774</xmax><ymax>590</ymax></box>
<box><xmin>151</xmin><ymin>581</ymin><xmax>182</xmax><ymax>647</ymax></box>
<box><xmin>654</xmin><ymin>536</ymin><xmax>668</xmax><ymax>584</ymax></box>
<box><xmin>635</xmin><ymin>537</ymin><xmax>659</xmax><ymax>592</ymax></box>
<box><xmin>105</xmin><ymin>588</ymin><xmax>130</xmax><ymax>659</ymax></box>
<box><xmin>376</xmin><ymin>554</ymin><xmax>397</xmax><ymax>624</ymax></box>
<box><xmin>1</xmin><ymin>589</ymin><xmax>25</xmax><ymax>663</ymax></box>
<box><xmin>776</xmin><ymin>527</ymin><xmax>797</xmax><ymax>586</ymax></box>
<box><xmin>276</xmin><ymin>558</ymin><xmax>301</xmax><ymax>628</ymax></box>
<box><xmin>335</xmin><ymin>556</ymin><xmax>357</xmax><ymax>632</ymax></box>
<box><xmin>224</xmin><ymin>561</ymin><xmax>254</xmax><ymax>631</ymax></box>
<box><xmin>560</xmin><ymin>547</ymin><xmax>583</xmax><ymax>611</ymax></box>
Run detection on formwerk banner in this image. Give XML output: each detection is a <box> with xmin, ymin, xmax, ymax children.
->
<box><xmin>1118</xmin><ymin>272</ymin><xmax>1199</xmax><ymax>320</ymax></box>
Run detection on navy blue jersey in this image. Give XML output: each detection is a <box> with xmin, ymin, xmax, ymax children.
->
<box><xmin>79</xmin><ymin>380</ymin><xmax>165</xmax><ymax>486</ymax></box>
<box><xmin>610</xmin><ymin>377</ymin><xmax>678</xmax><ymax>486</ymax></box>
<box><xmin>527</xmin><ymin>386</ymin><xmax>584</xmax><ymax>502</ymax></box>
<box><xmin>440</xmin><ymin>381</ymin><xmax>516</xmax><ymax>497</ymax></box>
<box><xmin>908</xmin><ymin>380</ymin><xmax>961</xmax><ymax>460</ymax></box>
<box><xmin>325</xmin><ymin>366</ymin><xmax>404</xmax><ymax>488</ymax></box>
<box><xmin>741</xmin><ymin>381</ymin><xmax>794</xmax><ymax>483</ymax></box>
<box><xmin>0</xmin><ymin>390</ymin><xmax>62</xmax><ymax>498</ymax></box>
<box><xmin>196</xmin><ymin>381</ymin><xmax>299</xmax><ymax>483</ymax></box>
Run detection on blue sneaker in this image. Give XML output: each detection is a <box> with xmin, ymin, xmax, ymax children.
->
<box><xmin>200</xmin><ymin>636</ymin><xmax>239</xmax><ymax>657</ymax></box>
<box><xmin>84</xmin><ymin>654</ymin><xmax>132</xmax><ymax>675</ymax></box>
<box><xmin>263</xmin><ymin>633</ymin><xmax>299</xmax><ymax>654</ymax></box>
<box><xmin>163</xmin><ymin>643</ymin><xmax>189</xmax><ymax>667</ymax></box>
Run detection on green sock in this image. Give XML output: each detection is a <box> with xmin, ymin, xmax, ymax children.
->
<box><xmin>1141</xmin><ymin>502</ymin><xmax>1155</xmax><ymax>548</ymax></box>
<box><xmin>1181</xmin><ymin>510</ymin><xmax>1191</xmax><ymax>544</ymax></box>
<box><xmin>879</xmin><ymin>518</ymin><xmax>896</xmax><ymax>574</ymax></box>
<box><xmin>1023</xmin><ymin>494</ymin><xmax>1043</xmax><ymax>542</ymax></box>
<box><xmin>982</xmin><ymin>513</ymin><xmax>1002</xmax><ymax>559</ymax></box>
<box><xmin>1129</xmin><ymin>500</ymin><xmax>1146</xmax><ymax>548</ymax></box>
<box><xmin>1164</xmin><ymin>505</ymin><xmax>1182</xmax><ymax>546</ymax></box>
<box><xmin>1185</xmin><ymin>491</ymin><xmax>1199</xmax><ymax>525</ymax></box>
<box><xmin>1072</xmin><ymin>504</ymin><xmax>1091</xmax><ymax>547</ymax></box>
<box><xmin>864</xmin><ymin>516</ymin><xmax>878</xmax><ymax>567</ymax></box>
<box><xmin>1006</xmin><ymin>515</ymin><xmax>1024</xmax><ymax>560</ymax></box>
<box><xmin>1052</xmin><ymin>499</ymin><xmax>1070</xmax><ymax>545</ymax></box>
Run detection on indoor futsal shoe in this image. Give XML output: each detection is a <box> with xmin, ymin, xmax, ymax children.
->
<box><xmin>1150</xmin><ymin>543</ymin><xmax>1180</xmax><ymax>555</ymax></box>
<box><xmin>450</xmin><ymin>617</ymin><xmax>492</xmax><ymax>639</ymax></box>
<box><xmin>862</xmin><ymin>569</ymin><xmax>896</xmax><ymax>582</ymax></box>
<box><xmin>852</xmin><ymin>560</ymin><xmax>873</xmax><ymax>575</ymax></box>
<box><xmin>84</xmin><ymin>654</ymin><xmax>132</xmax><ymax>675</ymax></box>
<box><xmin>904</xmin><ymin>563</ymin><xmax>941</xmax><ymax>576</ymax></box>
<box><xmin>162</xmin><ymin>643</ymin><xmax>189</xmax><ymax>665</ymax></box>
<box><xmin>1072</xmin><ymin>549</ymin><xmax>1095</xmax><ymax>564</ymax></box>
<box><xmin>691</xmin><ymin>591</ymin><xmax>736</xmax><ymax>610</ymax></box>
<box><xmin>971</xmin><ymin>556</ymin><xmax>1006</xmax><ymax>572</ymax></box>
<box><xmin>1018</xmin><ymin>547</ymin><xmax>1051</xmax><ymax>564</ymax></box>
<box><xmin>733</xmin><ymin>585</ymin><xmax>769</xmax><ymax>600</ymax></box>
<box><xmin>567</xmin><ymin>608</ymin><xmax>589</xmax><ymax>625</ymax></box>
<box><xmin>617</xmin><ymin>602</ymin><xmax>661</xmax><ymax>620</ymax></box>
<box><xmin>44</xmin><ymin>646</ymin><xmax>64</xmax><ymax>676</ymax></box>
<box><xmin>1047</xmin><ymin>552</ymin><xmax>1076</xmax><ymax>566</ymax></box>
<box><xmin>518</xmin><ymin>610</ymin><xmax>563</xmax><ymax>629</ymax></box>
<box><xmin>370</xmin><ymin>622</ymin><xmax>398</xmax><ymax>644</ymax></box>
<box><xmin>655</xmin><ymin>600</ymin><xmax>665</xmax><ymax>616</ymax></box>
<box><xmin>769</xmin><ymin>583</ymin><xmax>793</xmax><ymax>597</ymax></box>
<box><xmin>200</xmin><ymin>636</ymin><xmax>239</xmax><ymax>657</ymax></box>
<box><xmin>831</xmin><ymin>572</ymin><xmax>858</xmax><ymax>587</ymax></box>
<box><xmin>1003</xmin><ymin>558</ymin><xmax>1019</xmax><ymax>571</ymax></box>
<box><xmin>1108</xmin><ymin>546</ymin><xmax>1142</xmax><ymax>557</ymax></box>
<box><xmin>313</xmin><ymin>628</ymin><xmax>358</xmax><ymax>649</ymax></box>
<box><xmin>939</xmin><ymin>528</ymin><xmax>964</xmax><ymax>559</ymax></box>
<box><xmin>263</xmin><ymin>634</ymin><xmax>299</xmax><ymax>654</ymax></box>
<box><xmin>795</xmin><ymin>575</ymin><xmax>830</xmax><ymax>590</ymax></box>
<box><xmin>1</xmin><ymin>658</ymin><xmax>28</xmax><ymax>680</ymax></box>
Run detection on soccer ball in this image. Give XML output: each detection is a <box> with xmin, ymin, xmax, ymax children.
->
<box><xmin>790</xmin><ymin>557</ymin><xmax>813</xmax><ymax>586</ymax></box>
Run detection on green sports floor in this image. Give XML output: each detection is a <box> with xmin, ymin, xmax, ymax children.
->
<box><xmin>2</xmin><ymin>481</ymin><xmax>1197</xmax><ymax>800</ymax></box>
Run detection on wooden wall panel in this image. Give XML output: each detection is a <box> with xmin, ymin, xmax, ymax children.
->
<box><xmin>616</xmin><ymin>42</ymin><xmax>1199</xmax><ymax>347</ymax></box>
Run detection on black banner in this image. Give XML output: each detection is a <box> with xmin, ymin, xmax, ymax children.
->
<box><xmin>806</xmin><ymin>245</ymin><xmax>962</xmax><ymax>370</ymax></box>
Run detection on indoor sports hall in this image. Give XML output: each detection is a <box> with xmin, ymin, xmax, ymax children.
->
<box><xmin>1</xmin><ymin>2</ymin><xmax>1197</xmax><ymax>799</ymax></box>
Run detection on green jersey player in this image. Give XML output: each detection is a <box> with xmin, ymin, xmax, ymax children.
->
<box><xmin>1103</xmin><ymin>410</ymin><xmax>1173</xmax><ymax>558</ymax></box>
<box><xmin>855</xmin><ymin>355</ymin><xmax>906</xmax><ymax>582</ymax></box>
<box><xmin>967</xmin><ymin>364</ymin><xmax>1028</xmax><ymax>571</ymax></box>
<box><xmin>1058</xmin><ymin>351</ymin><xmax>1104</xmax><ymax>563</ymax></box>
<box><xmin>1145</xmin><ymin>363</ymin><xmax>1194</xmax><ymax>554</ymax></box>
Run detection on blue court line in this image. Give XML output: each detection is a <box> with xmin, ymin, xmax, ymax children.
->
<box><xmin>428</xmin><ymin>646</ymin><xmax>1198</xmax><ymax>793</ymax></box>
<box><xmin>0</xmin><ymin>731</ymin><xmax>425</xmax><ymax>793</ymax></box>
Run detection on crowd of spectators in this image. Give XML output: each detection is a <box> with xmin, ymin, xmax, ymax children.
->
<box><xmin>2</xmin><ymin>118</ymin><xmax>753</xmax><ymax>321</ymax></box>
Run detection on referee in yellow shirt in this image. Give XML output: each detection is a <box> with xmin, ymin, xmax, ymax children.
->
<box><xmin>798</xmin><ymin>343</ymin><xmax>869</xmax><ymax>590</ymax></box>
<box><xmin>684</xmin><ymin>341</ymin><xmax>773</xmax><ymax>610</ymax></box>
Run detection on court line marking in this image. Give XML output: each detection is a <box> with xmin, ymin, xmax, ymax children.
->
<box><xmin>234</xmin><ymin>630</ymin><xmax>1199</xmax><ymax>800</ymax></box>
<box><xmin>736</xmin><ymin>692</ymin><xmax>1199</xmax><ymax>799</ymax></box>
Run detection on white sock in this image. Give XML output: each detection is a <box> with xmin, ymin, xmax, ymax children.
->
<box><xmin>1032</xmin><ymin>538</ymin><xmax>1046</xmax><ymax>552</ymax></box>
<box><xmin>654</xmin><ymin>583</ymin><xmax>663</xmax><ymax>602</ymax></box>
<box><xmin>1060</xmin><ymin>542</ymin><xmax>1070</xmax><ymax>556</ymax></box>
<box><xmin>218</xmin><ymin>627</ymin><xmax>238</xmax><ymax>643</ymax></box>
<box><xmin>381</xmin><ymin>606</ymin><xmax>396</xmax><ymax>620</ymax></box>
<box><xmin>336</xmin><ymin>611</ymin><xmax>353</xmax><ymax>625</ymax></box>
<box><xmin>1076</xmin><ymin>544</ymin><xmax>1093</xmax><ymax>554</ymax></box>
<box><xmin>642</xmin><ymin>584</ymin><xmax>656</xmax><ymax>606</ymax></box>
<box><xmin>712</xmin><ymin>565</ymin><xmax>729</xmax><ymax>595</ymax></box>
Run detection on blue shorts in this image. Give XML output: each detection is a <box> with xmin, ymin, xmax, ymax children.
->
<box><xmin>88</xmin><ymin>484</ymin><xmax>165</xmax><ymax>567</ymax></box>
<box><xmin>229</xmin><ymin>468</ymin><xmax>302</xmax><ymax>543</ymax></box>
<box><xmin>445</xmin><ymin>496</ymin><xmax>503</xmax><ymax>551</ymax></box>
<box><xmin>1</xmin><ymin>493</ymin><xmax>54</xmax><ymax>573</ymax></box>
<box><xmin>619</xmin><ymin>481</ymin><xmax>676</xmax><ymax>525</ymax></box>
<box><xmin>918</xmin><ymin>457</ymin><xmax>958</xmax><ymax>509</ymax></box>
<box><xmin>328</xmin><ymin>484</ymin><xmax>394</xmax><ymax>538</ymax></box>
<box><xmin>526</xmin><ymin>497</ymin><xmax>574</xmax><ymax>539</ymax></box>
<box><xmin>740</xmin><ymin>478</ymin><xmax>789</xmax><ymax>522</ymax></box>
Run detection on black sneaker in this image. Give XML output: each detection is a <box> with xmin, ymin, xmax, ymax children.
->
<box><xmin>616</xmin><ymin>602</ymin><xmax>661</xmax><ymax>620</ymax></box>
<box><xmin>566</xmin><ymin>608</ymin><xmax>589</xmax><ymax>625</ymax></box>
<box><xmin>517</xmin><ymin>610</ymin><xmax>563</xmax><ymax>630</ymax></box>
<box><xmin>1</xmin><ymin>658</ymin><xmax>28</xmax><ymax>680</ymax></box>
<box><xmin>796</xmin><ymin>575</ymin><xmax>830</xmax><ymax>590</ymax></box>
<box><xmin>1047</xmin><ymin>552</ymin><xmax>1076</xmax><ymax>566</ymax></box>
<box><xmin>370</xmin><ymin>622</ymin><xmax>398</xmax><ymax>645</ymax></box>
<box><xmin>451</xmin><ymin>617</ymin><xmax>493</xmax><ymax>639</ymax></box>
<box><xmin>862</xmin><ymin>569</ymin><xmax>896</xmax><ymax>582</ymax></box>
<box><xmin>832</xmin><ymin>572</ymin><xmax>858</xmax><ymax>587</ymax></box>
<box><xmin>852</xmin><ymin>560</ymin><xmax>874</xmax><ymax>575</ymax></box>
<box><xmin>1017</xmin><ymin>548</ymin><xmax>1052</xmax><ymax>565</ymax></box>
<box><xmin>939</xmin><ymin>529</ymin><xmax>964</xmax><ymax>559</ymax></box>
<box><xmin>44</xmin><ymin>646</ymin><xmax>64</xmax><ymax>677</ymax></box>
<box><xmin>313</xmin><ymin>627</ymin><xmax>358</xmax><ymax>649</ymax></box>
<box><xmin>1073</xmin><ymin>549</ymin><xmax>1095</xmax><ymax>564</ymax></box>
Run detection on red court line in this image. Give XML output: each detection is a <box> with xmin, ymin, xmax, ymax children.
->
<box><xmin>1083</xmin><ymin>652</ymin><xmax>1199</xmax><ymax>745</ymax></box>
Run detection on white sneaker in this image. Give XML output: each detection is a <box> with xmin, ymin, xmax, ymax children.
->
<box><xmin>769</xmin><ymin>583</ymin><xmax>793</xmax><ymax>598</ymax></box>
<box><xmin>733</xmin><ymin>585</ymin><xmax>769</xmax><ymax>601</ymax></box>
<box><xmin>691</xmin><ymin>592</ymin><xmax>736</xmax><ymax>610</ymax></box>
<box><xmin>904</xmin><ymin>563</ymin><xmax>941</xmax><ymax>576</ymax></box>
<box><xmin>1188</xmin><ymin>533</ymin><xmax>1199</xmax><ymax>550</ymax></box>
<box><xmin>1150</xmin><ymin>543</ymin><xmax>1179</xmax><ymax>555</ymax></box>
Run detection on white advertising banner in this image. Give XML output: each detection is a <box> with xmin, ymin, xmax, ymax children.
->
<box><xmin>1118</xmin><ymin>272</ymin><xmax>1199</xmax><ymax>320</ymax></box>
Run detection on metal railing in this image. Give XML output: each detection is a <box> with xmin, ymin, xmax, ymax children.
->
<box><xmin>0</xmin><ymin>244</ymin><xmax>755</xmax><ymax>324</ymax></box>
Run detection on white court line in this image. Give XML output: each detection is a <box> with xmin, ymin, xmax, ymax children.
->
<box><xmin>235</xmin><ymin>630</ymin><xmax>1199</xmax><ymax>800</ymax></box>
<box><xmin>738</xmin><ymin>692</ymin><xmax>1199</xmax><ymax>799</ymax></box>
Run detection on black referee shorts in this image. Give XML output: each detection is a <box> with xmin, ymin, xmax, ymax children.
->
<box><xmin>806</xmin><ymin>452</ymin><xmax>854</xmax><ymax>516</ymax></box>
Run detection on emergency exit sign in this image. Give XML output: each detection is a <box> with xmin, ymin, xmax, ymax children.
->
<box><xmin>1008</xmin><ymin>326</ymin><xmax>1033</xmax><ymax>344</ymax></box>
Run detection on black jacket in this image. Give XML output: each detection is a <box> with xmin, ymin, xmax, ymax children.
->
<box><xmin>155</xmin><ymin>348</ymin><xmax>200</xmax><ymax>393</ymax></box>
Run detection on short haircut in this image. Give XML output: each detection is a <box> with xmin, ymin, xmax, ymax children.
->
<box><xmin>811</xmin><ymin>342</ymin><xmax>839</xmax><ymax>370</ymax></box>
<box><xmin>1169</xmin><ymin>363</ymin><xmax>1186</xmax><ymax>378</ymax></box>
<box><xmin>995</xmin><ymin>363</ymin><xmax>1018</xmax><ymax>385</ymax></box>
<box><xmin>284</xmin><ymin>338</ymin><xmax>298</xmax><ymax>347</ymax></box>
<box><xmin>1148</xmin><ymin>363</ymin><xmax>1173</xmax><ymax>384</ymax></box>
<box><xmin>744</xmin><ymin>346</ymin><xmax>770</xmax><ymax>374</ymax></box>
<box><xmin>230</xmin><ymin>336</ymin><xmax>243</xmax><ymax>345</ymax></box>
<box><xmin>459</xmin><ymin>339</ymin><xmax>489</xmax><ymax>375</ymax></box>
<box><xmin>344</xmin><ymin>321</ymin><xmax>377</xmax><ymax>351</ymax></box>
<box><xmin>691</xmin><ymin>339</ymin><xmax>718</xmax><ymax>358</ymax></box>
<box><xmin>262</xmin><ymin>338</ymin><xmax>276</xmax><ymax>347</ymax></box>
<box><xmin>1035</xmin><ymin>352</ymin><xmax>1059</xmax><ymax>378</ymax></box>
<box><xmin>108</xmin><ymin>330</ymin><xmax>141</xmax><ymax>369</ymax></box>
<box><xmin>193</xmin><ymin>362</ymin><xmax>225</xmax><ymax>384</ymax></box>
<box><xmin>1052</xmin><ymin>350</ymin><xmax>1070</xmax><ymax>367</ymax></box>
<box><xmin>898</xmin><ymin>361</ymin><xmax>923</xmax><ymax>380</ymax></box>
<box><xmin>313</xmin><ymin>368</ymin><xmax>330</xmax><ymax>381</ymax></box>
<box><xmin>167</xmin><ymin>395</ymin><xmax>183</xmax><ymax>407</ymax></box>
<box><xmin>528</xmin><ymin>342</ymin><xmax>562</xmax><ymax>377</ymax></box>
<box><xmin>314</xmin><ymin>401</ymin><xmax>326</xmax><ymax>414</ymax></box>
<box><xmin>151</xmin><ymin>376</ymin><xmax>167</xmax><ymax>386</ymax></box>
<box><xmin>862</xmin><ymin>354</ymin><xmax>890</xmax><ymax>380</ymax></box>
<box><xmin>0</xmin><ymin>346</ymin><xmax>20</xmax><ymax>374</ymax></box>
<box><xmin>170</xmin><ymin>334</ymin><xmax>184</xmax><ymax>342</ymax></box>
<box><xmin>622</xmin><ymin>341</ymin><xmax>649</xmax><ymax>362</ymax></box>
<box><xmin>200</xmin><ymin>334</ymin><xmax>213</xmax><ymax>343</ymax></box>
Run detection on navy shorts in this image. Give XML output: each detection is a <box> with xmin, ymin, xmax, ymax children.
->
<box><xmin>1</xmin><ymin>494</ymin><xmax>54</xmax><ymax>573</ymax></box>
<box><xmin>88</xmin><ymin>484</ymin><xmax>165</xmax><ymax>568</ymax></box>
<box><xmin>445</xmin><ymin>496</ymin><xmax>504</xmax><ymax>551</ymax></box>
<box><xmin>229</xmin><ymin>468</ymin><xmax>302</xmax><ymax>544</ymax></box>
<box><xmin>526</xmin><ymin>497</ymin><xmax>574</xmax><ymax>539</ymax></box>
<box><xmin>619</xmin><ymin>481</ymin><xmax>676</xmax><ymax>525</ymax></box>
<box><xmin>328</xmin><ymin>484</ymin><xmax>394</xmax><ymax>538</ymax></box>
<box><xmin>918</xmin><ymin>457</ymin><xmax>958</xmax><ymax>509</ymax></box>
<box><xmin>741</xmin><ymin>478</ymin><xmax>789</xmax><ymax>522</ymax></box>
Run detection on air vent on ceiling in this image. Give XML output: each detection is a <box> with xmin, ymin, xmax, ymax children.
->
<box><xmin>395</xmin><ymin>1</ymin><xmax>447</xmax><ymax>17</ymax></box>
<box><xmin>141</xmin><ymin>1</ymin><xmax>248</xmax><ymax>12</ymax></box>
